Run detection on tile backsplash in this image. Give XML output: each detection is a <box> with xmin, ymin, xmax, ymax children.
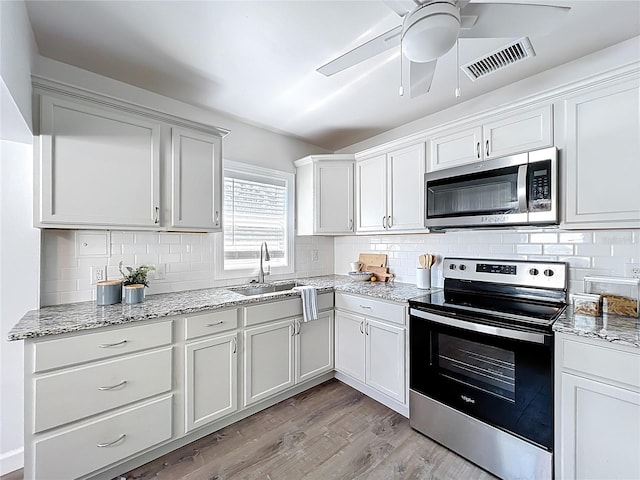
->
<box><xmin>41</xmin><ymin>228</ymin><xmax>638</xmax><ymax>306</ymax></box>
<box><xmin>334</xmin><ymin>229</ymin><xmax>640</xmax><ymax>295</ymax></box>
<box><xmin>41</xmin><ymin>230</ymin><xmax>334</xmax><ymax>306</ymax></box>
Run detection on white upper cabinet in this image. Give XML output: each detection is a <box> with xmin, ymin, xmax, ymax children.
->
<box><xmin>170</xmin><ymin>128</ymin><xmax>222</xmax><ymax>231</ymax></box>
<box><xmin>34</xmin><ymin>84</ymin><xmax>227</xmax><ymax>231</ymax></box>
<box><xmin>562</xmin><ymin>75</ymin><xmax>640</xmax><ymax>229</ymax></box>
<box><xmin>357</xmin><ymin>142</ymin><xmax>426</xmax><ymax>234</ymax></box>
<box><xmin>295</xmin><ymin>155</ymin><xmax>355</xmax><ymax>235</ymax></box>
<box><xmin>38</xmin><ymin>95</ymin><xmax>161</xmax><ymax>228</ymax></box>
<box><xmin>428</xmin><ymin>105</ymin><xmax>553</xmax><ymax>171</ymax></box>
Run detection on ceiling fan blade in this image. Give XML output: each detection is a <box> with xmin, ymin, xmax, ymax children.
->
<box><xmin>459</xmin><ymin>3</ymin><xmax>571</xmax><ymax>38</ymax></box>
<box><xmin>383</xmin><ymin>0</ymin><xmax>419</xmax><ymax>17</ymax></box>
<box><xmin>317</xmin><ymin>25</ymin><xmax>402</xmax><ymax>76</ymax></box>
<box><xmin>409</xmin><ymin>59</ymin><xmax>437</xmax><ymax>98</ymax></box>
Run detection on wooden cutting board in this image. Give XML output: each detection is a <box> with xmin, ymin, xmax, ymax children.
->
<box><xmin>359</xmin><ymin>253</ymin><xmax>387</xmax><ymax>268</ymax></box>
<box><xmin>366</xmin><ymin>265</ymin><xmax>394</xmax><ymax>282</ymax></box>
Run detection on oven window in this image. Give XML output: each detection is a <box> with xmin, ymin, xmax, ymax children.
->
<box><xmin>438</xmin><ymin>334</ymin><xmax>515</xmax><ymax>402</ymax></box>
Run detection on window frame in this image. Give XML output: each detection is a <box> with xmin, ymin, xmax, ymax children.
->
<box><xmin>215</xmin><ymin>160</ymin><xmax>295</xmax><ymax>281</ymax></box>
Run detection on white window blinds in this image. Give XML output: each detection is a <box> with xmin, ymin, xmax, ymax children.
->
<box><xmin>223</xmin><ymin>168</ymin><xmax>289</xmax><ymax>270</ymax></box>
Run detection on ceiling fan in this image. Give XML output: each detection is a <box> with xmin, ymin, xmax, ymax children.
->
<box><xmin>317</xmin><ymin>0</ymin><xmax>570</xmax><ymax>98</ymax></box>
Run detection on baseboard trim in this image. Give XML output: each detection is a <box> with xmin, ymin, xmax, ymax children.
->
<box><xmin>1</xmin><ymin>447</ymin><xmax>24</xmax><ymax>476</ymax></box>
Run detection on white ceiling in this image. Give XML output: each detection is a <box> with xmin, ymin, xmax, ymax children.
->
<box><xmin>25</xmin><ymin>0</ymin><xmax>640</xmax><ymax>150</ymax></box>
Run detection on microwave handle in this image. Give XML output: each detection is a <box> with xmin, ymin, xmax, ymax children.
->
<box><xmin>517</xmin><ymin>165</ymin><xmax>528</xmax><ymax>213</ymax></box>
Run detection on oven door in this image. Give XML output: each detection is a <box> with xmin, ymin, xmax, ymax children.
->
<box><xmin>410</xmin><ymin>308</ymin><xmax>553</xmax><ymax>450</ymax></box>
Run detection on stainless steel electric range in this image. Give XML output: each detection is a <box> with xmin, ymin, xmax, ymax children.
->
<box><xmin>409</xmin><ymin>257</ymin><xmax>568</xmax><ymax>480</ymax></box>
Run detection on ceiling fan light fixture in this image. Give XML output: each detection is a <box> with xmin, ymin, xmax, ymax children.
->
<box><xmin>402</xmin><ymin>2</ymin><xmax>461</xmax><ymax>63</ymax></box>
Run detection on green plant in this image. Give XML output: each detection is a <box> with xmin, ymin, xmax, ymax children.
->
<box><xmin>118</xmin><ymin>261</ymin><xmax>155</xmax><ymax>287</ymax></box>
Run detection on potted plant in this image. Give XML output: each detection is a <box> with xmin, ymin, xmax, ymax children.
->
<box><xmin>119</xmin><ymin>261</ymin><xmax>155</xmax><ymax>304</ymax></box>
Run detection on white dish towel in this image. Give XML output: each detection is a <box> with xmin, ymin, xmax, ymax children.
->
<box><xmin>293</xmin><ymin>286</ymin><xmax>318</xmax><ymax>322</ymax></box>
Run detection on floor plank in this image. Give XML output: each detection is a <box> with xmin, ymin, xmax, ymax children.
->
<box><xmin>1</xmin><ymin>380</ymin><xmax>497</xmax><ymax>480</ymax></box>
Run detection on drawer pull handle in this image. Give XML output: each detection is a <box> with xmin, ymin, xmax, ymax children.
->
<box><xmin>97</xmin><ymin>433</ymin><xmax>126</xmax><ymax>448</ymax></box>
<box><xmin>232</xmin><ymin>337</ymin><xmax>237</xmax><ymax>354</ymax></box>
<box><xmin>98</xmin><ymin>380</ymin><xmax>127</xmax><ymax>391</ymax></box>
<box><xmin>98</xmin><ymin>340</ymin><xmax>127</xmax><ymax>348</ymax></box>
<box><xmin>205</xmin><ymin>321</ymin><xmax>224</xmax><ymax>327</ymax></box>
<box><xmin>359</xmin><ymin>321</ymin><xmax>364</xmax><ymax>334</ymax></box>
<box><xmin>359</xmin><ymin>305</ymin><xmax>372</xmax><ymax>310</ymax></box>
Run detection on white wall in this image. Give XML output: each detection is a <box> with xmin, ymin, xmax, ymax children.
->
<box><xmin>334</xmin><ymin>229</ymin><xmax>640</xmax><ymax>295</ymax></box>
<box><xmin>0</xmin><ymin>0</ymin><xmax>37</xmax><ymax>136</ymax></box>
<box><xmin>0</xmin><ymin>1</ymin><xmax>38</xmax><ymax>474</ymax></box>
<box><xmin>0</xmin><ymin>140</ymin><xmax>40</xmax><ymax>475</ymax></box>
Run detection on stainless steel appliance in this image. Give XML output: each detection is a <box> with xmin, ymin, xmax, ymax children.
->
<box><xmin>409</xmin><ymin>257</ymin><xmax>568</xmax><ymax>480</ymax></box>
<box><xmin>425</xmin><ymin>147</ymin><xmax>558</xmax><ymax>229</ymax></box>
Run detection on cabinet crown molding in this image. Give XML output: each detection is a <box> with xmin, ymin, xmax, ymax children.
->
<box><xmin>32</xmin><ymin>75</ymin><xmax>230</xmax><ymax>138</ymax></box>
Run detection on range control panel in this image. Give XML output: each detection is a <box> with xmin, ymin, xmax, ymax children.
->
<box><xmin>443</xmin><ymin>257</ymin><xmax>567</xmax><ymax>289</ymax></box>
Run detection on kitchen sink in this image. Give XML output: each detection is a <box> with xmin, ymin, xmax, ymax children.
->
<box><xmin>230</xmin><ymin>282</ymin><xmax>298</xmax><ymax>296</ymax></box>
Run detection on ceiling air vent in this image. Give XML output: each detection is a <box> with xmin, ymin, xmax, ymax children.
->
<box><xmin>461</xmin><ymin>37</ymin><xmax>535</xmax><ymax>81</ymax></box>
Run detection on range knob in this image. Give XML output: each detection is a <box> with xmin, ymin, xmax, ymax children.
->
<box><xmin>544</xmin><ymin>269</ymin><xmax>555</xmax><ymax>277</ymax></box>
<box><xmin>449</xmin><ymin>264</ymin><xmax>457</xmax><ymax>270</ymax></box>
<box><xmin>529</xmin><ymin>268</ymin><xmax>539</xmax><ymax>276</ymax></box>
<box><xmin>459</xmin><ymin>264</ymin><xmax>467</xmax><ymax>271</ymax></box>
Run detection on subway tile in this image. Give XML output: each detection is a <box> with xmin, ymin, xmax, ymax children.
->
<box><xmin>559</xmin><ymin>232</ymin><xmax>593</xmax><ymax>244</ymax></box>
<box><xmin>611</xmin><ymin>243</ymin><xmax>640</xmax><ymax>259</ymax></box>
<box><xmin>111</xmin><ymin>231</ymin><xmax>135</xmax><ymax>245</ymax></box>
<box><xmin>575</xmin><ymin>244</ymin><xmax>612</xmax><ymax>257</ymax></box>
<box><xmin>159</xmin><ymin>233</ymin><xmax>182</xmax><ymax>244</ymax></box>
<box><xmin>529</xmin><ymin>233</ymin><xmax>558</xmax><ymax>244</ymax></box>
<box><xmin>558</xmin><ymin>256</ymin><xmax>591</xmax><ymax>268</ymax></box>
<box><xmin>516</xmin><ymin>244</ymin><xmax>543</xmax><ymax>254</ymax></box>
<box><xmin>501</xmin><ymin>233</ymin><xmax>529</xmax><ymax>244</ymax></box>
<box><xmin>134</xmin><ymin>233</ymin><xmax>159</xmax><ymax>245</ymax></box>
<box><xmin>594</xmin><ymin>231</ymin><xmax>634</xmax><ymax>244</ymax></box>
<box><xmin>122</xmin><ymin>244</ymin><xmax>148</xmax><ymax>255</ymax></box>
<box><xmin>148</xmin><ymin>244</ymin><xmax>171</xmax><ymax>255</ymax></box>
<box><xmin>543</xmin><ymin>244</ymin><xmax>574</xmax><ymax>255</ymax></box>
<box><xmin>159</xmin><ymin>253</ymin><xmax>181</xmax><ymax>264</ymax></box>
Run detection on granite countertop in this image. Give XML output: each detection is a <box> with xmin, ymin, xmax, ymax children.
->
<box><xmin>8</xmin><ymin>275</ymin><xmax>434</xmax><ymax>341</ymax></box>
<box><xmin>553</xmin><ymin>307</ymin><xmax>640</xmax><ymax>349</ymax></box>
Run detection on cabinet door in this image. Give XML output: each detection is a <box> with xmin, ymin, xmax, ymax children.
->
<box><xmin>38</xmin><ymin>95</ymin><xmax>160</xmax><ymax>227</ymax></box>
<box><xmin>482</xmin><ymin>105</ymin><xmax>552</xmax><ymax>159</ymax></box>
<box><xmin>334</xmin><ymin>310</ymin><xmax>365</xmax><ymax>382</ymax></box>
<box><xmin>356</xmin><ymin>154</ymin><xmax>387</xmax><ymax>232</ymax></box>
<box><xmin>243</xmin><ymin>320</ymin><xmax>295</xmax><ymax>406</ymax></box>
<box><xmin>563</xmin><ymin>77</ymin><xmax>640</xmax><ymax>228</ymax></box>
<box><xmin>315</xmin><ymin>161</ymin><xmax>354</xmax><ymax>234</ymax></box>
<box><xmin>170</xmin><ymin>128</ymin><xmax>222</xmax><ymax>231</ymax></box>
<box><xmin>365</xmin><ymin>319</ymin><xmax>405</xmax><ymax>403</ymax></box>
<box><xmin>559</xmin><ymin>372</ymin><xmax>640</xmax><ymax>480</ymax></box>
<box><xmin>185</xmin><ymin>333</ymin><xmax>238</xmax><ymax>433</ymax></box>
<box><xmin>387</xmin><ymin>143</ymin><xmax>425</xmax><ymax>232</ymax></box>
<box><xmin>428</xmin><ymin>125</ymin><xmax>482</xmax><ymax>171</ymax></box>
<box><xmin>296</xmin><ymin>311</ymin><xmax>334</xmax><ymax>383</ymax></box>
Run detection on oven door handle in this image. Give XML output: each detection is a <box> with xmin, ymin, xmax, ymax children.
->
<box><xmin>410</xmin><ymin>308</ymin><xmax>550</xmax><ymax>345</ymax></box>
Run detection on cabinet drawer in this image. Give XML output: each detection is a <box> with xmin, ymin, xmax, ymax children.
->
<box><xmin>335</xmin><ymin>293</ymin><xmax>406</xmax><ymax>325</ymax></box>
<box><xmin>563</xmin><ymin>338</ymin><xmax>640</xmax><ymax>389</ymax></box>
<box><xmin>33</xmin><ymin>320</ymin><xmax>172</xmax><ymax>373</ymax></box>
<box><xmin>184</xmin><ymin>309</ymin><xmax>238</xmax><ymax>340</ymax></box>
<box><xmin>34</xmin><ymin>347</ymin><xmax>172</xmax><ymax>433</ymax></box>
<box><xmin>244</xmin><ymin>292</ymin><xmax>333</xmax><ymax>327</ymax></box>
<box><xmin>34</xmin><ymin>395</ymin><xmax>172</xmax><ymax>480</ymax></box>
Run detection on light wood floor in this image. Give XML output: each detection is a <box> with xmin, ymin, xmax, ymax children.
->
<box><xmin>2</xmin><ymin>380</ymin><xmax>497</xmax><ymax>480</ymax></box>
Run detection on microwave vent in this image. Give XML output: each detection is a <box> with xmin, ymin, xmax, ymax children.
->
<box><xmin>461</xmin><ymin>37</ymin><xmax>535</xmax><ymax>81</ymax></box>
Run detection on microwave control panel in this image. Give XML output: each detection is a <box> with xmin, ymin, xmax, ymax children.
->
<box><xmin>528</xmin><ymin>160</ymin><xmax>552</xmax><ymax>211</ymax></box>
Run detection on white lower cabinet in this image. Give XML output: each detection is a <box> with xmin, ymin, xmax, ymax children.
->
<box><xmin>184</xmin><ymin>333</ymin><xmax>238</xmax><ymax>433</ymax></box>
<box><xmin>244</xmin><ymin>311</ymin><xmax>334</xmax><ymax>406</ymax></box>
<box><xmin>555</xmin><ymin>333</ymin><xmax>640</xmax><ymax>480</ymax></box>
<box><xmin>335</xmin><ymin>293</ymin><xmax>406</xmax><ymax>406</ymax></box>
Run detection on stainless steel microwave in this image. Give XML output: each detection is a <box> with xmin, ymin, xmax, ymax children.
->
<box><xmin>425</xmin><ymin>147</ymin><xmax>558</xmax><ymax>229</ymax></box>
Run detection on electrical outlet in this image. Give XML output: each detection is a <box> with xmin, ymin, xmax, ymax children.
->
<box><xmin>90</xmin><ymin>266</ymin><xmax>106</xmax><ymax>284</ymax></box>
<box><xmin>311</xmin><ymin>249</ymin><xmax>319</xmax><ymax>262</ymax></box>
<box><xmin>625</xmin><ymin>263</ymin><xmax>640</xmax><ymax>279</ymax></box>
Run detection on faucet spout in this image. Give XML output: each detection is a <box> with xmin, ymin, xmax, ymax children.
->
<box><xmin>259</xmin><ymin>242</ymin><xmax>270</xmax><ymax>283</ymax></box>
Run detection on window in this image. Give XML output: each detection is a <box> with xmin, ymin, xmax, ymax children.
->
<box><xmin>220</xmin><ymin>161</ymin><xmax>294</xmax><ymax>276</ymax></box>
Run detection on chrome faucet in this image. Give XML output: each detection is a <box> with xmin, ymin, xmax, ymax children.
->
<box><xmin>258</xmin><ymin>242</ymin><xmax>270</xmax><ymax>283</ymax></box>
